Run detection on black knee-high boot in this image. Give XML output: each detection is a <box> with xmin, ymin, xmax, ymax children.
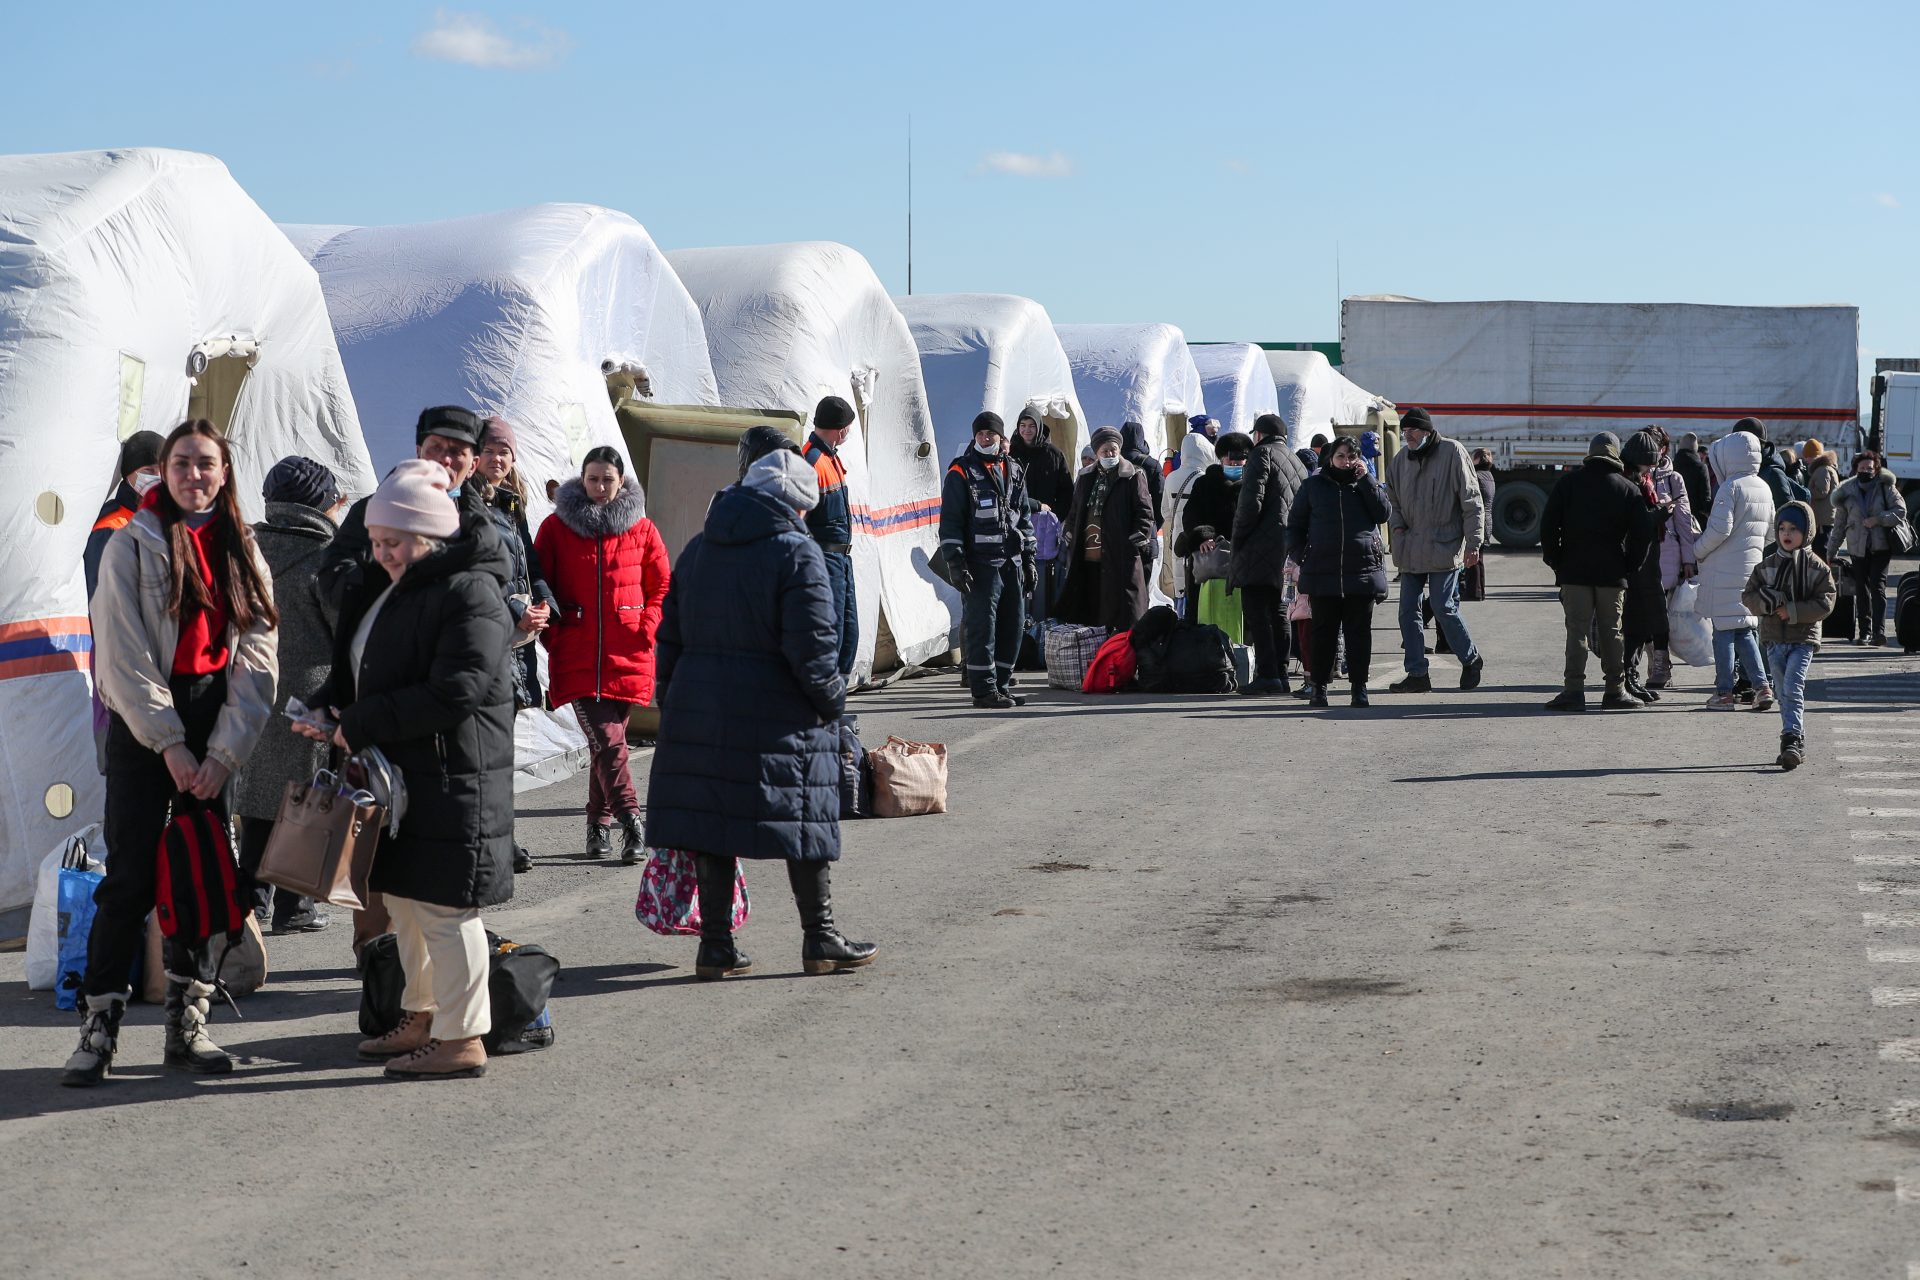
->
<box><xmin>693</xmin><ymin>854</ymin><xmax>752</xmax><ymax>980</ymax></box>
<box><xmin>786</xmin><ymin>860</ymin><xmax>879</xmax><ymax>975</ymax></box>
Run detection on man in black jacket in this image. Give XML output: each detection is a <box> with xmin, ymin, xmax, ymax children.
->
<box><xmin>1672</xmin><ymin>432</ymin><xmax>1712</xmax><ymax>520</ymax></box>
<box><xmin>1539</xmin><ymin>433</ymin><xmax>1656</xmax><ymax>712</ymax></box>
<box><xmin>936</xmin><ymin>412</ymin><xmax>1037</xmax><ymax>709</ymax></box>
<box><xmin>1231</xmin><ymin>413</ymin><xmax>1308</xmax><ymax>695</ymax></box>
<box><xmin>1010</xmin><ymin>410</ymin><xmax>1073</xmax><ymax>515</ymax></box>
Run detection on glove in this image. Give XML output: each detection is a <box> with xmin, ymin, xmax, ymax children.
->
<box><xmin>953</xmin><ymin>564</ymin><xmax>975</xmax><ymax>594</ymax></box>
<box><xmin>1022</xmin><ymin>557</ymin><xmax>1037</xmax><ymax>593</ymax></box>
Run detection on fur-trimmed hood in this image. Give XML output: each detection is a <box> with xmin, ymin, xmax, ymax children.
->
<box><xmin>553</xmin><ymin>474</ymin><xmax>647</xmax><ymax>538</ymax></box>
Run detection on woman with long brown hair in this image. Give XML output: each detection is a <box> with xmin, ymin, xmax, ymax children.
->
<box><xmin>63</xmin><ymin>419</ymin><xmax>279</xmax><ymax>1088</ymax></box>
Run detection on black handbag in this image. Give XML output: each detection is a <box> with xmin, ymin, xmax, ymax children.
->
<box><xmin>484</xmin><ymin>932</ymin><xmax>560</xmax><ymax>1054</ymax></box>
<box><xmin>358</xmin><ymin>933</ymin><xmax>405</xmax><ymax>1036</ymax></box>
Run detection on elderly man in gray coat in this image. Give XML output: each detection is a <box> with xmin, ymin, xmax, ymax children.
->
<box><xmin>1386</xmin><ymin>408</ymin><xmax>1487</xmax><ymax>693</ymax></box>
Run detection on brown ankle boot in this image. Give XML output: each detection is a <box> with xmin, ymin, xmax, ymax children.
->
<box><xmin>384</xmin><ymin>1036</ymin><xmax>487</xmax><ymax>1080</ymax></box>
<box><xmin>357</xmin><ymin>1010</ymin><xmax>433</xmax><ymax>1061</ymax></box>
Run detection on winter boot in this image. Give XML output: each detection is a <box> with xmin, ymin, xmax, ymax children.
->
<box><xmin>358</xmin><ymin>1009</ymin><xmax>433</xmax><ymax>1061</ymax></box>
<box><xmin>693</xmin><ymin>854</ymin><xmax>752</xmax><ymax>979</ymax></box>
<box><xmin>513</xmin><ymin>845</ymin><xmax>534</xmax><ymax>874</ymax></box>
<box><xmin>384</xmin><ymin>1036</ymin><xmax>487</xmax><ymax>1080</ymax></box>
<box><xmin>1599</xmin><ymin>684</ymin><xmax>1641</xmax><ymax>711</ymax></box>
<box><xmin>971</xmin><ymin>691</ymin><xmax>1015</xmax><ymax>709</ymax></box>
<box><xmin>1875</xmin><ymin>627</ymin><xmax>1890</xmax><ymax>648</ymax></box>
<box><xmin>1349</xmin><ymin>685</ymin><xmax>1371</xmax><ymax>708</ymax></box>
<box><xmin>788</xmin><ymin>860</ymin><xmax>878</xmax><ymax>975</ymax></box>
<box><xmin>1389</xmin><ymin>673</ymin><xmax>1432</xmax><ymax>694</ymax></box>
<box><xmin>60</xmin><ymin>992</ymin><xmax>126</xmax><ymax>1087</ymax></box>
<box><xmin>584</xmin><ymin>821</ymin><xmax>612</xmax><ymax>859</ymax></box>
<box><xmin>1544</xmin><ymin>688</ymin><xmax>1587</xmax><ymax>712</ymax></box>
<box><xmin>1624</xmin><ymin>669</ymin><xmax>1659</xmax><ymax>704</ymax></box>
<box><xmin>1778</xmin><ymin>732</ymin><xmax>1806</xmax><ymax>771</ymax></box>
<box><xmin>617</xmin><ymin>812</ymin><xmax>644</xmax><ymax>865</ymax></box>
<box><xmin>1309</xmin><ymin>687</ymin><xmax>1330</xmax><ymax>708</ymax></box>
<box><xmin>1646</xmin><ymin>647</ymin><xmax>1673</xmax><ymax>689</ymax></box>
<box><xmin>163</xmin><ymin>978</ymin><xmax>233</xmax><ymax>1074</ymax></box>
<box><xmin>1460</xmin><ymin>655</ymin><xmax>1485</xmax><ymax>691</ymax></box>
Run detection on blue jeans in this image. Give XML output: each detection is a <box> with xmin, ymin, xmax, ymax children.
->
<box><xmin>1399</xmin><ymin>569</ymin><xmax>1479</xmax><ymax>674</ymax></box>
<box><xmin>963</xmin><ymin>560</ymin><xmax>1025</xmax><ymax>697</ymax></box>
<box><xmin>1764</xmin><ymin>642</ymin><xmax>1816</xmax><ymax>736</ymax></box>
<box><xmin>1712</xmin><ymin>626</ymin><xmax>1766</xmax><ymax>696</ymax></box>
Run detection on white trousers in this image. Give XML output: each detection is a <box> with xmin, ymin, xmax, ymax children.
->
<box><xmin>387</xmin><ymin>895</ymin><xmax>491</xmax><ymax>1040</ymax></box>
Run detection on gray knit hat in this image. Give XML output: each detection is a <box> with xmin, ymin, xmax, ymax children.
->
<box><xmin>744</xmin><ymin>449</ymin><xmax>820</xmax><ymax>512</ymax></box>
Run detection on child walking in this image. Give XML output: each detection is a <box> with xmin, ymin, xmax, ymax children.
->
<box><xmin>1740</xmin><ymin>501</ymin><xmax>1835</xmax><ymax>771</ymax></box>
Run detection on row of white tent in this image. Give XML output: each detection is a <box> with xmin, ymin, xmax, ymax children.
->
<box><xmin>0</xmin><ymin>147</ymin><xmax>1390</xmax><ymax>929</ymax></box>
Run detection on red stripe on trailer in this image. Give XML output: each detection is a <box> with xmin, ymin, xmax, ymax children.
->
<box><xmin>1411</xmin><ymin>403</ymin><xmax>1858</xmax><ymax>422</ymax></box>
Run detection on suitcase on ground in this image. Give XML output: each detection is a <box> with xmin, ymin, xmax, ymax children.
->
<box><xmin>1898</xmin><ymin>571</ymin><xmax>1920</xmax><ymax>653</ymax></box>
<box><xmin>1045</xmin><ymin>622</ymin><xmax>1106</xmax><ymax>690</ymax></box>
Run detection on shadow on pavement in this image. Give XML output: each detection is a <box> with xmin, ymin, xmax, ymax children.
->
<box><xmin>1394</xmin><ymin>764</ymin><xmax>1768</xmax><ymax>783</ymax></box>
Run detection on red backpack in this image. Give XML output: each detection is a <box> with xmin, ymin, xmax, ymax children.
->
<box><xmin>1082</xmin><ymin>630</ymin><xmax>1138</xmax><ymax>694</ymax></box>
<box><xmin>155</xmin><ymin>795</ymin><xmax>246</xmax><ymax>942</ymax></box>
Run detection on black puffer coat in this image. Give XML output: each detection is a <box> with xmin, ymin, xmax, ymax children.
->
<box><xmin>318</xmin><ymin>513</ymin><xmax>516</xmax><ymax>910</ymax></box>
<box><xmin>1286</xmin><ymin>468</ymin><xmax>1391</xmax><ymax>597</ymax></box>
<box><xmin>1230</xmin><ymin>436</ymin><xmax>1307</xmax><ymax>589</ymax></box>
<box><xmin>483</xmin><ymin>485</ymin><xmax>557</xmax><ymax>711</ymax></box>
<box><xmin>645</xmin><ymin>486</ymin><xmax>846</xmax><ymax>862</ymax></box>
<box><xmin>1010</xmin><ymin>421</ymin><xmax>1074</xmax><ymax>515</ymax></box>
<box><xmin>1672</xmin><ymin>446</ymin><xmax>1712</xmax><ymax>522</ymax></box>
<box><xmin>1120</xmin><ymin>421</ymin><xmax>1165</xmax><ymax>526</ymax></box>
<box><xmin>1174</xmin><ymin>465</ymin><xmax>1241</xmax><ymax>556</ymax></box>
<box><xmin>1540</xmin><ymin>456</ymin><xmax>1657</xmax><ymax>589</ymax></box>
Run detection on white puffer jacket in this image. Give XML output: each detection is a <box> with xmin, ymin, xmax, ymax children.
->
<box><xmin>1692</xmin><ymin>432</ymin><xmax>1775</xmax><ymax>629</ymax></box>
<box><xmin>1164</xmin><ymin>432</ymin><xmax>1218</xmax><ymax>594</ymax></box>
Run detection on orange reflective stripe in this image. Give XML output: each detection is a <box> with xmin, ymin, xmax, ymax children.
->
<box><xmin>91</xmin><ymin>507</ymin><xmax>134</xmax><ymax>535</ymax></box>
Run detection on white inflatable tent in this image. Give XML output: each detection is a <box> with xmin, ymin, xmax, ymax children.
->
<box><xmin>894</xmin><ymin>293</ymin><xmax>1088</xmax><ymax>465</ymax></box>
<box><xmin>1265</xmin><ymin>350</ymin><xmax>1392</xmax><ymax>450</ymax></box>
<box><xmin>1188</xmin><ymin>342</ymin><xmax>1281</xmax><ymax>436</ymax></box>
<box><xmin>288</xmin><ymin>204</ymin><xmax>722</xmax><ymax>782</ymax></box>
<box><xmin>0</xmin><ymin>148</ymin><xmax>374</xmax><ymax>935</ymax></box>
<box><xmin>1054</xmin><ymin>324</ymin><xmax>1206</xmax><ymax>459</ymax></box>
<box><xmin>668</xmin><ymin>242</ymin><xmax>956</xmax><ymax>681</ymax></box>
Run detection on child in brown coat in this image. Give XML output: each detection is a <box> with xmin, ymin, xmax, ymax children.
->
<box><xmin>1739</xmin><ymin>500</ymin><xmax>1836</xmax><ymax>770</ymax></box>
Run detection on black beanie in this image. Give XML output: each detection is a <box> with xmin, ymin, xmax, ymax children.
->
<box><xmin>262</xmin><ymin>455</ymin><xmax>343</xmax><ymax>511</ymax></box>
<box><xmin>1733</xmin><ymin>416</ymin><xmax>1767</xmax><ymax>442</ymax></box>
<box><xmin>117</xmin><ymin>430</ymin><xmax>165</xmax><ymax>478</ymax></box>
<box><xmin>1252</xmin><ymin>413</ymin><xmax>1286</xmax><ymax>440</ymax></box>
<box><xmin>415</xmin><ymin>405</ymin><xmax>482</xmax><ymax>447</ymax></box>
<box><xmin>971</xmin><ymin>410</ymin><xmax>1005</xmax><ymax>439</ymax></box>
<box><xmin>1401</xmin><ymin>407</ymin><xmax>1434</xmax><ymax>433</ymax></box>
<box><xmin>814</xmin><ymin>395</ymin><xmax>856</xmax><ymax>432</ymax></box>
<box><xmin>1620</xmin><ymin>430</ymin><xmax>1661</xmax><ymax>468</ymax></box>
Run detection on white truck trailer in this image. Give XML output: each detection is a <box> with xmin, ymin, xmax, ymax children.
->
<box><xmin>1340</xmin><ymin>297</ymin><xmax>1860</xmax><ymax>546</ymax></box>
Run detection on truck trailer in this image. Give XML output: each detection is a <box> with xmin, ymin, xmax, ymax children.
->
<box><xmin>1340</xmin><ymin>297</ymin><xmax>1860</xmax><ymax>546</ymax></box>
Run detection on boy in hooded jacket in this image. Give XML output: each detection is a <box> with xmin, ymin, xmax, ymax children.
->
<box><xmin>1740</xmin><ymin>501</ymin><xmax>1835</xmax><ymax>770</ymax></box>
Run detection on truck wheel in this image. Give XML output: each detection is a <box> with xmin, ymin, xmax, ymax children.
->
<box><xmin>1491</xmin><ymin>481</ymin><xmax>1548</xmax><ymax>548</ymax></box>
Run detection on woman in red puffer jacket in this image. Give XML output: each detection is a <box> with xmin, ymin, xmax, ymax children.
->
<box><xmin>535</xmin><ymin>446</ymin><xmax>670</xmax><ymax>862</ymax></box>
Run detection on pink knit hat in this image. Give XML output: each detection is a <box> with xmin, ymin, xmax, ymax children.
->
<box><xmin>366</xmin><ymin>459</ymin><xmax>459</xmax><ymax>539</ymax></box>
<box><xmin>482</xmin><ymin>415</ymin><xmax>518</xmax><ymax>457</ymax></box>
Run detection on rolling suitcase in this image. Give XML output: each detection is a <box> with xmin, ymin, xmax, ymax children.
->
<box><xmin>1897</xmin><ymin>571</ymin><xmax>1920</xmax><ymax>653</ymax></box>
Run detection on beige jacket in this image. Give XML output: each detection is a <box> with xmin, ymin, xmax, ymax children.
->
<box><xmin>1386</xmin><ymin>434</ymin><xmax>1485</xmax><ymax>573</ymax></box>
<box><xmin>92</xmin><ymin>509</ymin><xmax>278</xmax><ymax>774</ymax></box>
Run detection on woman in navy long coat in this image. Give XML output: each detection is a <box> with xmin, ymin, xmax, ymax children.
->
<box><xmin>644</xmin><ymin>449</ymin><xmax>878</xmax><ymax>979</ymax></box>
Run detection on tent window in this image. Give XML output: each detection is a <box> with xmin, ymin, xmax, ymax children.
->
<box><xmin>559</xmin><ymin>402</ymin><xmax>591</xmax><ymax>466</ymax></box>
<box><xmin>33</xmin><ymin>491</ymin><xmax>64</xmax><ymax>526</ymax></box>
<box><xmin>186</xmin><ymin>355</ymin><xmax>253</xmax><ymax>433</ymax></box>
<box><xmin>116</xmin><ymin>353</ymin><xmax>145</xmax><ymax>441</ymax></box>
<box><xmin>44</xmin><ymin>783</ymin><xmax>74</xmax><ymax>820</ymax></box>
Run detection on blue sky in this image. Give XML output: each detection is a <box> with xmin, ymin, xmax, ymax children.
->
<box><xmin>12</xmin><ymin>2</ymin><xmax>1916</xmax><ymax>384</ymax></box>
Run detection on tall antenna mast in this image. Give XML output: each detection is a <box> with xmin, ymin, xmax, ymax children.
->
<box><xmin>906</xmin><ymin>116</ymin><xmax>914</xmax><ymax>295</ymax></box>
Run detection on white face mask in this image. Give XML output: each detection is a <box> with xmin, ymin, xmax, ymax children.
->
<box><xmin>1098</xmin><ymin>455</ymin><xmax>1120</xmax><ymax>470</ymax></box>
<box><xmin>129</xmin><ymin>469</ymin><xmax>162</xmax><ymax>496</ymax></box>
<box><xmin>977</xmin><ymin>440</ymin><xmax>1001</xmax><ymax>456</ymax></box>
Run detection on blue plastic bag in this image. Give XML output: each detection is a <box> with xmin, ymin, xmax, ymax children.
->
<box><xmin>53</xmin><ymin>863</ymin><xmax>104</xmax><ymax>1011</ymax></box>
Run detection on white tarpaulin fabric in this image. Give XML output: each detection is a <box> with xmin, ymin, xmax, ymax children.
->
<box><xmin>1339</xmin><ymin>297</ymin><xmax>1859</xmax><ymax>445</ymax></box>
<box><xmin>289</xmin><ymin>204</ymin><xmax>720</xmax><ymax>781</ymax></box>
<box><xmin>1265</xmin><ymin>350</ymin><xmax>1391</xmax><ymax>450</ymax></box>
<box><xmin>895</xmin><ymin>293</ymin><xmax>1088</xmax><ymax>464</ymax></box>
<box><xmin>1189</xmin><ymin>343</ymin><xmax>1281</xmax><ymax>436</ymax></box>
<box><xmin>669</xmin><ymin>242</ymin><xmax>957</xmax><ymax>681</ymax></box>
<box><xmin>0</xmin><ymin>148</ymin><xmax>374</xmax><ymax>923</ymax></box>
<box><xmin>1054</xmin><ymin>324</ymin><xmax>1205</xmax><ymax>459</ymax></box>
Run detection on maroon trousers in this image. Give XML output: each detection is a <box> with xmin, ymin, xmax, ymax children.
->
<box><xmin>573</xmin><ymin>697</ymin><xmax>637</xmax><ymax>822</ymax></box>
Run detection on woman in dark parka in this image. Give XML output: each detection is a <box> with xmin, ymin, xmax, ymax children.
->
<box><xmin>302</xmin><ymin>460</ymin><xmax>515</xmax><ymax>1079</ymax></box>
<box><xmin>645</xmin><ymin>449</ymin><xmax>877</xmax><ymax>980</ymax></box>
<box><xmin>1286</xmin><ymin>436</ymin><xmax>1391</xmax><ymax>708</ymax></box>
<box><xmin>1056</xmin><ymin>426</ymin><xmax>1154</xmax><ymax>632</ymax></box>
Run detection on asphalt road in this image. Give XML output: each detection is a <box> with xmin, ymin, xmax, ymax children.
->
<box><xmin>2</xmin><ymin>549</ymin><xmax>1916</xmax><ymax>1278</ymax></box>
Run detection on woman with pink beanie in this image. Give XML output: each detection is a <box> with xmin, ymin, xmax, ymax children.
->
<box><xmin>298</xmin><ymin>458</ymin><xmax>516</xmax><ymax>1080</ymax></box>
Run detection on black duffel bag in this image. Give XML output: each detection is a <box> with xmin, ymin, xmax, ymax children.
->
<box><xmin>839</xmin><ymin>714</ymin><xmax>873</xmax><ymax>819</ymax></box>
<box><xmin>1131</xmin><ymin>607</ymin><xmax>1236</xmax><ymax>694</ymax></box>
<box><xmin>358</xmin><ymin>929</ymin><xmax>559</xmax><ymax>1054</ymax></box>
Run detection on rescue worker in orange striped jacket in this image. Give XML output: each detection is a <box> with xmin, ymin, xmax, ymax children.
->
<box><xmin>83</xmin><ymin>431</ymin><xmax>166</xmax><ymax>598</ymax></box>
<box><xmin>935</xmin><ymin>412</ymin><xmax>1036</xmax><ymax>709</ymax></box>
<box><xmin>803</xmin><ymin>396</ymin><xmax>859</xmax><ymax>676</ymax></box>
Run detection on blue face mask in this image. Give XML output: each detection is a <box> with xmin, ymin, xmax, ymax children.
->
<box><xmin>1223</xmin><ymin>465</ymin><xmax>1244</xmax><ymax>481</ymax></box>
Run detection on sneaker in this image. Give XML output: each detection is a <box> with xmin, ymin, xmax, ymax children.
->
<box><xmin>1460</xmin><ymin>656</ymin><xmax>1484</xmax><ymax>691</ymax></box>
<box><xmin>1290</xmin><ymin>682</ymin><xmax>1314</xmax><ymax>700</ymax></box>
<box><xmin>1389</xmin><ymin>673</ymin><xmax>1432</xmax><ymax>694</ymax></box>
<box><xmin>270</xmin><ymin>907</ymin><xmax>331</xmax><ymax>935</ymax></box>
<box><xmin>1751</xmin><ymin>686</ymin><xmax>1776</xmax><ymax>713</ymax></box>
<box><xmin>1704</xmin><ymin>692</ymin><xmax>1739</xmax><ymax>710</ymax></box>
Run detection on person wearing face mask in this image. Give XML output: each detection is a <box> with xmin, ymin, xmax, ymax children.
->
<box><xmin>1058</xmin><ymin>427</ymin><xmax>1154</xmax><ymax>632</ymax></box>
<box><xmin>1174</xmin><ymin>431</ymin><xmax>1251</xmax><ymax>643</ymax></box>
<box><xmin>1385</xmin><ymin>407</ymin><xmax>1487</xmax><ymax>694</ymax></box>
<box><xmin>936</xmin><ymin>412</ymin><xmax>1037</xmax><ymax>709</ymax></box>
<box><xmin>84</xmin><ymin>430</ymin><xmax>166</xmax><ymax>599</ymax></box>
<box><xmin>318</xmin><ymin>405</ymin><xmax>502</xmax><ymax>968</ymax></box>
<box><xmin>1829</xmin><ymin>448</ymin><xmax>1909</xmax><ymax>647</ymax></box>
<box><xmin>1230</xmin><ymin>413</ymin><xmax>1308</xmax><ymax>695</ymax></box>
<box><xmin>232</xmin><ymin>456</ymin><xmax>351</xmax><ymax>935</ymax></box>
<box><xmin>1163</xmin><ymin>428</ymin><xmax>1219</xmax><ymax>610</ymax></box>
<box><xmin>65</xmin><ymin>420</ymin><xmax>279</xmax><ymax>1087</ymax></box>
<box><xmin>1287</xmin><ymin>436</ymin><xmax>1391</xmax><ymax>707</ymax></box>
<box><xmin>647</xmin><ymin>449</ymin><xmax>876</xmax><ymax>981</ymax></box>
<box><xmin>298</xmin><ymin>458</ymin><xmax>514</xmax><ymax>1079</ymax></box>
<box><xmin>803</xmin><ymin>395</ymin><xmax>860</xmax><ymax>677</ymax></box>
